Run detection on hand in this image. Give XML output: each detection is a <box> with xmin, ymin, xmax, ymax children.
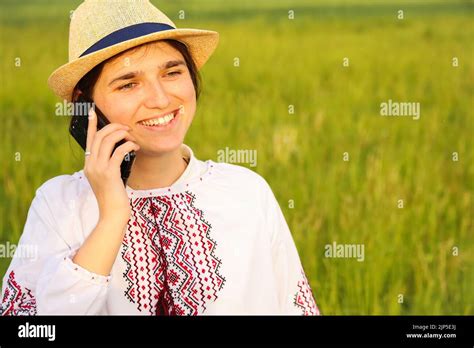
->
<box><xmin>83</xmin><ymin>107</ymin><xmax>140</xmax><ymax>225</ymax></box>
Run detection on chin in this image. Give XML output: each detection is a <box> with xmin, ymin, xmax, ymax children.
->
<box><xmin>140</xmin><ymin>138</ymin><xmax>183</xmax><ymax>156</ymax></box>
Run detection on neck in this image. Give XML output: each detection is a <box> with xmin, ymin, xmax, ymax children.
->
<box><xmin>126</xmin><ymin>146</ymin><xmax>188</xmax><ymax>190</ymax></box>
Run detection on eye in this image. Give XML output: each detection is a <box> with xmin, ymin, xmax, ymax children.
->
<box><xmin>166</xmin><ymin>70</ymin><xmax>182</xmax><ymax>77</ymax></box>
<box><xmin>118</xmin><ymin>82</ymin><xmax>137</xmax><ymax>91</ymax></box>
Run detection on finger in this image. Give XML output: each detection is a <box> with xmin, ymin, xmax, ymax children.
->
<box><xmin>86</xmin><ymin>107</ymin><xmax>97</xmax><ymax>153</ymax></box>
<box><xmin>90</xmin><ymin>123</ymin><xmax>130</xmax><ymax>163</ymax></box>
<box><xmin>109</xmin><ymin>141</ymin><xmax>140</xmax><ymax>169</ymax></box>
<box><xmin>97</xmin><ymin>130</ymin><xmax>138</xmax><ymax>164</ymax></box>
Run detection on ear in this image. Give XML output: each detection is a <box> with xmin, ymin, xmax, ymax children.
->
<box><xmin>72</xmin><ymin>89</ymin><xmax>83</xmax><ymax>102</ymax></box>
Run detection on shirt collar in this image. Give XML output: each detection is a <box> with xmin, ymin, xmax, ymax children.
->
<box><xmin>124</xmin><ymin>143</ymin><xmax>209</xmax><ymax>197</ymax></box>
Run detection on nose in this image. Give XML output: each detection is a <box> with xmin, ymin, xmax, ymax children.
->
<box><xmin>143</xmin><ymin>79</ymin><xmax>170</xmax><ymax>110</ymax></box>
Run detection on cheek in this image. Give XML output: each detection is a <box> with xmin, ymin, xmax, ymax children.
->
<box><xmin>175</xmin><ymin>79</ymin><xmax>197</xmax><ymax>116</ymax></box>
<box><xmin>170</xmin><ymin>75</ymin><xmax>196</xmax><ymax>102</ymax></box>
<box><xmin>98</xmin><ymin>97</ymin><xmax>136</xmax><ymax>124</ymax></box>
<box><xmin>184</xmin><ymin>81</ymin><xmax>196</xmax><ymax>101</ymax></box>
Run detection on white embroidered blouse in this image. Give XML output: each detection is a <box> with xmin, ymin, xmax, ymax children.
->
<box><xmin>1</xmin><ymin>144</ymin><xmax>320</xmax><ymax>315</ymax></box>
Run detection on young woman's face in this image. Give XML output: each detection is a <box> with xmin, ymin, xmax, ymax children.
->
<box><xmin>92</xmin><ymin>41</ymin><xmax>196</xmax><ymax>155</ymax></box>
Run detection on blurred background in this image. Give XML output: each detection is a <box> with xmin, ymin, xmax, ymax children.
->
<box><xmin>0</xmin><ymin>0</ymin><xmax>472</xmax><ymax>314</ymax></box>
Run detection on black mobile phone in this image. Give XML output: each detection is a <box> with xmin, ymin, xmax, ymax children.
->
<box><xmin>69</xmin><ymin>96</ymin><xmax>136</xmax><ymax>186</ymax></box>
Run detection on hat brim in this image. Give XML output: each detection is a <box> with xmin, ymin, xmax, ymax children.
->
<box><xmin>47</xmin><ymin>28</ymin><xmax>219</xmax><ymax>101</ymax></box>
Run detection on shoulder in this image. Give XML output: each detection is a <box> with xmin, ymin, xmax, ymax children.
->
<box><xmin>35</xmin><ymin>170</ymin><xmax>90</xmax><ymax>204</ymax></box>
<box><xmin>211</xmin><ymin>161</ymin><xmax>271</xmax><ymax>191</ymax></box>
<box><xmin>18</xmin><ymin>171</ymin><xmax>92</xmax><ymax>245</ymax></box>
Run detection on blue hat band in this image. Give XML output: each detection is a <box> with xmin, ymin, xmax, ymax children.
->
<box><xmin>80</xmin><ymin>22</ymin><xmax>175</xmax><ymax>57</ymax></box>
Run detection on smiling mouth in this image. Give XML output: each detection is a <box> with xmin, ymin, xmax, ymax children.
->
<box><xmin>137</xmin><ymin>109</ymin><xmax>179</xmax><ymax>127</ymax></box>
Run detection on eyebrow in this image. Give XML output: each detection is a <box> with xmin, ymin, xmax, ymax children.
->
<box><xmin>108</xmin><ymin>60</ymin><xmax>186</xmax><ymax>87</ymax></box>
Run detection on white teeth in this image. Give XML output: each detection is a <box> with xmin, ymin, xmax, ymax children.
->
<box><xmin>140</xmin><ymin>112</ymin><xmax>175</xmax><ymax>126</ymax></box>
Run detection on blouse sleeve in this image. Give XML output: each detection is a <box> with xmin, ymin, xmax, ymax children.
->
<box><xmin>0</xmin><ymin>184</ymin><xmax>111</xmax><ymax>315</ymax></box>
<box><xmin>263</xmin><ymin>180</ymin><xmax>321</xmax><ymax>315</ymax></box>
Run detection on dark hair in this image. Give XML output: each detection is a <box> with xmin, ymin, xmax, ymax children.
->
<box><xmin>71</xmin><ymin>39</ymin><xmax>201</xmax><ymax>111</ymax></box>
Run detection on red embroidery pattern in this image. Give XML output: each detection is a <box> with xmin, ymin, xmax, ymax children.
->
<box><xmin>1</xmin><ymin>271</ymin><xmax>37</xmax><ymax>316</ymax></box>
<box><xmin>293</xmin><ymin>269</ymin><xmax>320</xmax><ymax>315</ymax></box>
<box><xmin>121</xmin><ymin>191</ymin><xmax>225</xmax><ymax>315</ymax></box>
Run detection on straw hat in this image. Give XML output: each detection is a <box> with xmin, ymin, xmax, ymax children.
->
<box><xmin>48</xmin><ymin>0</ymin><xmax>219</xmax><ymax>101</ymax></box>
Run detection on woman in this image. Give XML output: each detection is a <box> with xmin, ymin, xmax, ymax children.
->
<box><xmin>1</xmin><ymin>0</ymin><xmax>320</xmax><ymax>315</ymax></box>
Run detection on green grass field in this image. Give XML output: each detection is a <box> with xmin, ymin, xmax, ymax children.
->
<box><xmin>0</xmin><ymin>0</ymin><xmax>473</xmax><ymax>314</ymax></box>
